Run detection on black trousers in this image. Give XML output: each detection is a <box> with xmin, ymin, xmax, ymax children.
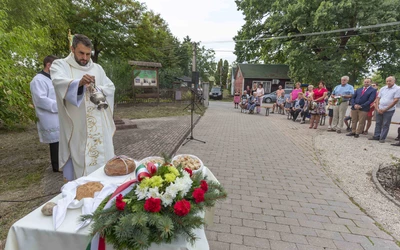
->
<box><xmin>49</xmin><ymin>142</ymin><xmax>59</xmax><ymax>172</ymax></box>
<box><xmin>291</xmin><ymin>109</ymin><xmax>301</xmax><ymax>121</ymax></box>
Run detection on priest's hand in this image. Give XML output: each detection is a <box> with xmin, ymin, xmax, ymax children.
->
<box><xmin>79</xmin><ymin>74</ymin><xmax>95</xmax><ymax>87</ymax></box>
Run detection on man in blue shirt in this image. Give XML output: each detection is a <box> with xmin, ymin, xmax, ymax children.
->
<box><xmin>330</xmin><ymin>76</ymin><xmax>354</xmax><ymax>133</ymax></box>
<box><xmin>347</xmin><ymin>78</ymin><xmax>377</xmax><ymax>138</ymax></box>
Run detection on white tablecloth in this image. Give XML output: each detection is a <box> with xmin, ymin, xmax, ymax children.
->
<box><xmin>5</xmin><ymin>166</ymin><xmax>216</xmax><ymax>250</ymax></box>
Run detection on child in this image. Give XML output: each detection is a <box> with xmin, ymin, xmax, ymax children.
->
<box><xmin>283</xmin><ymin>92</ymin><xmax>292</xmax><ymax>116</ymax></box>
<box><xmin>344</xmin><ymin>115</ymin><xmax>352</xmax><ymax>132</ymax></box>
<box><xmin>233</xmin><ymin>90</ymin><xmax>240</xmax><ymax>109</ymax></box>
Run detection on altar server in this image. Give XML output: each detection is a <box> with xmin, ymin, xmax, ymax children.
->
<box><xmin>50</xmin><ymin>34</ymin><xmax>116</xmax><ymax>181</ymax></box>
<box><xmin>30</xmin><ymin>55</ymin><xmax>60</xmax><ymax>172</ymax></box>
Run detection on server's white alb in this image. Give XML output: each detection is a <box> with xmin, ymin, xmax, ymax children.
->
<box><xmin>30</xmin><ymin>72</ymin><xmax>60</xmax><ymax>143</ymax></box>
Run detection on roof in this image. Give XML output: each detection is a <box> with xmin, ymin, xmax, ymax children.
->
<box><xmin>128</xmin><ymin>61</ymin><xmax>162</xmax><ymax>68</ymax></box>
<box><xmin>238</xmin><ymin>64</ymin><xmax>290</xmax><ymax>79</ymax></box>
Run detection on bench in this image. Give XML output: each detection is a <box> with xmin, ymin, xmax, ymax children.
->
<box><xmin>261</xmin><ymin>105</ymin><xmax>273</xmax><ymax>116</ymax></box>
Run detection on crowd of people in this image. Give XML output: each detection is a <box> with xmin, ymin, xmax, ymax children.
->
<box><xmin>236</xmin><ymin>75</ymin><xmax>400</xmax><ymax>144</ymax></box>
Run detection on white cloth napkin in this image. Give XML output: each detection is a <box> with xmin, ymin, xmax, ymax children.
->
<box><xmin>52</xmin><ymin>176</ymin><xmax>118</xmax><ymax>230</ymax></box>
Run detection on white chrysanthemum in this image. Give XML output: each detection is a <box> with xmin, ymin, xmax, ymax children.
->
<box><xmin>177</xmin><ymin>174</ymin><xmax>193</xmax><ymax>197</ymax></box>
<box><xmin>165</xmin><ymin>183</ymin><xmax>179</xmax><ymax>199</ymax></box>
<box><xmin>147</xmin><ymin>187</ymin><xmax>162</xmax><ymax>199</ymax></box>
<box><xmin>161</xmin><ymin>192</ymin><xmax>174</xmax><ymax>207</ymax></box>
<box><xmin>135</xmin><ymin>186</ymin><xmax>148</xmax><ymax>200</ymax></box>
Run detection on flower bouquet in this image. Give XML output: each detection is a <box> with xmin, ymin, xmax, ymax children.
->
<box><xmin>81</xmin><ymin>157</ymin><xmax>227</xmax><ymax>250</ymax></box>
<box><xmin>334</xmin><ymin>96</ymin><xmax>342</xmax><ymax>106</ymax></box>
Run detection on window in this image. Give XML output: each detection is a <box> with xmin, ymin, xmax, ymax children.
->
<box><xmin>252</xmin><ymin>81</ymin><xmax>271</xmax><ymax>93</ymax></box>
<box><xmin>272</xmin><ymin>79</ymin><xmax>280</xmax><ymax>85</ymax></box>
<box><xmin>285</xmin><ymin>82</ymin><xmax>294</xmax><ymax>89</ymax></box>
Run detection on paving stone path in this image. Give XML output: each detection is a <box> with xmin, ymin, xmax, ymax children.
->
<box><xmin>177</xmin><ymin>101</ymin><xmax>400</xmax><ymax>250</ymax></box>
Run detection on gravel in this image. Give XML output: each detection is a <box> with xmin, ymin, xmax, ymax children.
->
<box><xmin>314</xmin><ymin>123</ymin><xmax>400</xmax><ymax>239</ymax></box>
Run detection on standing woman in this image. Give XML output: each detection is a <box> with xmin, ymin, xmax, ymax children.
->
<box><xmin>290</xmin><ymin>82</ymin><xmax>303</xmax><ymax>103</ymax></box>
<box><xmin>309</xmin><ymin>81</ymin><xmax>328</xmax><ymax>129</ymax></box>
<box><xmin>256</xmin><ymin>83</ymin><xmax>264</xmax><ymax>114</ymax></box>
<box><xmin>251</xmin><ymin>83</ymin><xmax>257</xmax><ymax>95</ymax></box>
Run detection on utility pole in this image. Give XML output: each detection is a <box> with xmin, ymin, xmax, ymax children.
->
<box><xmin>192</xmin><ymin>42</ymin><xmax>197</xmax><ymax>72</ymax></box>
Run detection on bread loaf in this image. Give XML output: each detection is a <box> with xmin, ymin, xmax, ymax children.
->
<box><xmin>104</xmin><ymin>155</ymin><xmax>136</xmax><ymax>176</ymax></box>
<box><xmin>76</xmin><ymin>182</ymin><xmax>104</xmax><ymax>200</ymax></box>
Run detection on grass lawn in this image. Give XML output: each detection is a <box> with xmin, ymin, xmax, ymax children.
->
<box><xmin>0</xmin><ymin>103</ymin><xmax>206</xmax><ymax>247</ymax></box>
<box><xmin>114</xmin><ymin>102</ymin><xmax>205</xmax><ymax>119</ymax></box>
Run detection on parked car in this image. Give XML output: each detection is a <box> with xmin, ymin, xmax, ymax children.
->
<box><xmin>262</xmin><ymin>89</ymin><xmax>292</xmax><ymax>103</ymax></box>
<box><xmin>209</xmin><ymin>87</ymin><xmax>223</xmax><ymax>100</ymax></box>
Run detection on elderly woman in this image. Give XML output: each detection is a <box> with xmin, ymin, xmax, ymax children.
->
<box><xmin>309</xmin><ymin>81</ymin><xmax>328</xmax><ymax>129</ymax></box>
<box><xmin>290</xmin><ymin>92</ymin><xmax>305</xmax><ymax>121</ymax></box>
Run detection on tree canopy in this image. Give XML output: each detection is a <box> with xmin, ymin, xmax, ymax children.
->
<box><xmin>234</xmin><ymin>0</ymin><xmax>400</xmax><ymax>87</ymax></box>
<box><xmin>0</xmin><ymin>0</ymin><xmax>218</xmax><ymax>129</ymax></box>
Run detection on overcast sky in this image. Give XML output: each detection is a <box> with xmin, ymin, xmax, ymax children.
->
<box><xmin>141</xmin><ymin>0</ymin><xmax>245</xmax><ymax>64</ymax></box>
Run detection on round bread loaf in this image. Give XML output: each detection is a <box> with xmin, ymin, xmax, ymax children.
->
<box><xmin>75</xmin><ymin>182</ymin><xmax>104</xmax><ymax>200</ymax></box>
<box><xmin>104</xmin><ymin>155</ymin><xmax>136</xmax><ymax>176</ymax></box>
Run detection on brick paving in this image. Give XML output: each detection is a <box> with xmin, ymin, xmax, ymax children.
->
<box><xmin>43</xmin><ymin>115</ymin><xmax>199</xmax><ymax>194</ymax></box>
<box><xmin>176</xmin><ymin>102</ymin><xmax>400</xmax><ymax>250</ymax></box>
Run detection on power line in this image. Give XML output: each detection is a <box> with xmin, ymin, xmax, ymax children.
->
<box><xmin>151</xmin><ymin>27</ymin><xmax>400</xmax><ymax>53</ymax></box>
<box><xmin>202</xmin><ymin>21</ymin><xmax>400</xmax><ymax>44</ymax></box>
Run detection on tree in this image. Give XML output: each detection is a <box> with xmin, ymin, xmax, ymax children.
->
<box><xmin>234</xmin><ymin>0</ymin><xmax>400</xmax><ymax>87</ymax></box>
<box><xmin>68</xmin><ymin>0</ymin><xmax>146</xmax><ymax>62</ymax></box>
<box><xmin>222</xmin><ymin>60</ymin><xmax>229</xmax><ymax>87</ymax></box>
<box><xmin>215</xmin><ymin>59</ymin><xmax>223</xmax><ymax>86</ymax></box>
<box><xmin>0</xmin><ymin>0</ymin><xmax>68</xmax><ymax>129</ymax></box>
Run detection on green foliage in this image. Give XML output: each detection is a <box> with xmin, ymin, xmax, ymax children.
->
<box><xmin>234</xmin><ymin>0</ymin><xmax>400</xmax><ymax>88</ymax></box>
<box><xmin>0</xmin><ymin>0</ymin><xmax>68</xmax><ymax>129</ymax></box>
<box><xmin>215</xmin><ymin>59</ymin><xmax>223</xmax><ymax>85</ymax></box>
<box><xmin>0</xmin><ymin>0</ymin><xmax>216</xmax><ymax>128</ymax></box>
<box><xmin>102</xmin><ymin>59</ymin><xmax>134</xmax><ymax>103</ymax></box>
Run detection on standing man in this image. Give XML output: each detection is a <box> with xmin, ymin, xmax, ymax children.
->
<box><xmin>369</xmin><ymin>76</ymin><xmax>400</xmax><ymax>143</ymax></box>
<box><xmin>346</xmin><ymin>78</ymin><xmax>377</xmax><ymax>138</ymax></box>
<box><xmin>330</xmin><ymin>76</ymin><xmax>354</xmax><ymax>133</ymax></box>
<box><xmin>50</xmin><ymin>34</ymin><xmax>116</xmax><ymax>181</ymax></box>
<box><xmin>30</xmin><ymin>55</ymin><xmax>60</xmax><ymax>172</ymax></box>
<box><xmin>272</xmin><ymin>85</ymin><xmax>284</xmax><ymax>113</ymax></box>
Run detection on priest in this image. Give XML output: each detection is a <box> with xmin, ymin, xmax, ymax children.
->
<box><xmin>50</xmin><ymin>34</ymin><xmax>116</xmax><ymax>181</ymax></box>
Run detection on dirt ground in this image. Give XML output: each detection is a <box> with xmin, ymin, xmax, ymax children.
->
<box><xmin>0</xmin><ymin>104</ymin><xmax>198</xmax><ymax>248</ymax></box>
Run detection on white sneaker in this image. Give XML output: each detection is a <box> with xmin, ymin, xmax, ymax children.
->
<box><xmin>328</xmin><ymin>126</ymin><xmax>332</xmax><ymax>129</ymax></box>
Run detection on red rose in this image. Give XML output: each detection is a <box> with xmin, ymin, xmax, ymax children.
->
<box><xmin>184</xmin><ymin>168</ymin><xmax>193</xmax><ymax>177</ymax></box>
<box><xmin>115</xmin><ymin>194</ymin><xmax>126</xmax><ymax>211</ymax></box>
<box><xmin>174</xmin><ymin>199</ymin><xmax>191</xmax><ymax>216</ymax></box>
<box><xmin>192</xmin><ymin>188</ymin><xmax>205</xmax><ymax>203</ymax></box>
<box><xmin>200</xmin><ymin>180</ymin><xmax>208</xmax><ymax>192</ymax></box>
<box><xmin>144</xmin><ymin>197</ymin><xmax>162</xmax><ymax>213</ymax></box>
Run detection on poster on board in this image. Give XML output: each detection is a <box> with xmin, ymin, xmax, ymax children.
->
<box><xmin>134</xmin><ymin>69</ymin><xmax>157</xmax><ymax>87</ymax></box>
